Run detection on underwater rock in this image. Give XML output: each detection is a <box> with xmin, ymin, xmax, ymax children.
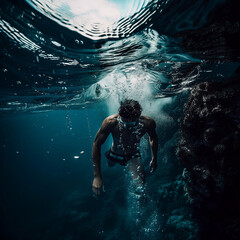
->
<box><xmin>157</xmin><ymin>177</ymin><xmax>198</xmax><ymax>240</ymax></box>
<box><xmin>178</xmin><ymin>79</ymin><xmax>240</xmax><ymax>240</ymax></box>
<box><xmin>165</xmin><ymin>211</ymin><xmax>198</xmax><ymax>240</ymax></box>
<box><xmin>157</xmin><ymin>176</ymin><xmax>185</xmax><ymax>204</ymax></box>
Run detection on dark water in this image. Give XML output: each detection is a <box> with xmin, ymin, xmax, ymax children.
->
<box><xmin>0</xmin><ymin>0</ymin><xmax>239</xmax><ymax>239</ymax></box>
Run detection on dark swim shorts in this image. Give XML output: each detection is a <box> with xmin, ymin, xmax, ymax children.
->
<box><xmin>105</xmin><ymin>149</ymin><xmax>141</xmax><ymax>166</ymax></box>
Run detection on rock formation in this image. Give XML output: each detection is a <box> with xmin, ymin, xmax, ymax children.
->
<box><xmin>178</xmin><ymin>78</ymin><xmax>240</xmax><ymax>240</ymax></box>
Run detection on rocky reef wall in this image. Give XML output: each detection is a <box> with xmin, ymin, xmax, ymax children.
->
<box><xmin>178</xmin><ymin>77</ymin><xmax>240</xmax><ymax>240</ymax></box>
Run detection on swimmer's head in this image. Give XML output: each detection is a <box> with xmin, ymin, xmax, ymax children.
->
<box><xmin>118</xmin><ymin>99</ymin><xmax>142</xmax><ymax>119</ymax></box>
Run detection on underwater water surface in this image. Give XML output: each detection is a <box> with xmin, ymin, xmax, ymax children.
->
<box><xmin>0</xmin><ymin>0</ymin><xmax>240</xmax><ymax>239</ymax></box>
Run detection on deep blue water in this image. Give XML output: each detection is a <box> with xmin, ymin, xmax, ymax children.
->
<box><xmin>1</xmin><ymin>0</ymin><xmax>239</xmax><ymax>239</ymax></box>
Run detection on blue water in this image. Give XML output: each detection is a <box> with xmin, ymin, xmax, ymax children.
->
<box><xmin>1</xmin><ymin>0</ymin><xmax>239</xmax><ymax>239</ymax></box>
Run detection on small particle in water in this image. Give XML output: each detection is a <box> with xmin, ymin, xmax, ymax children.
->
<box><xmin>51</xmin><ymin>41</ymin><xmax>61</xmax><ymax>47</ymax></box>
<box><xmin>16</xmin><ymin>151</ymin><xmax>19</xmax><ymax>154</ymax></box>
<box><xmin>3</xmin><ymin>145</ymin><xmax>6</xmax><ymax>148</ymax></box>
<box><xmin>74</xmin><ymin>156</ymin><xmax>79</xmax><ymax>159</ymax></box>
<box><xmin>63</xmin><ymin>159</ymin><xmax>66</xmax><ymax>161</ymax></box>
<box><xmin>3</xmin><ymin>69</ymin><xmax>8</xmax><ymax>72</ymax></box>
<box><xmin>51</xmin><ymin>139</ymin><xmax>54</xmax><ymax>141</ymax></box>
<box><xmin>46</xmin><ymin>151</ymin><xmax>50</xmax><ymax>154</ymax></box>
<box><xmin>36</xmin><ymin>56</ymin><xmax>39</xmax><ymax>62</ymax></box>
<box><xmin>217</xmin><ymin>73</ymin><xmax>224</xmax><ymax>78</ymax></box>
<box><xmin>80</xmin><ymin>151</ymin><xmax>84</xmax><ymax>154</ymax></box>
<box><xmin>144</xmin><ymin>228</ymin><xmax>151</xmax><ymax>233</ymax></box>
<box><xmin>75</xmin><ymin>39</ymin><xmax>79</xmax><ymax>44</ymax></box>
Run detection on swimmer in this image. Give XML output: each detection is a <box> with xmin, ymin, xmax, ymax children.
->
<box><xmin>92</xmin><ymin>99</ymin><xmax>158</xmax><ymax>195</ymax></box>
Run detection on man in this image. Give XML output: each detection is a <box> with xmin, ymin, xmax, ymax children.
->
<box><xmin>92</xmin><ymin>99</ymin><xmax>158</xmax><ymax>195</ymax></box>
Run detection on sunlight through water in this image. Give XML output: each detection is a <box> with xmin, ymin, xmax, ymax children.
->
<box><xmin>26</xmin><ymin>0</ymin><xmax>152</xmax><ymax>40</ymax></box>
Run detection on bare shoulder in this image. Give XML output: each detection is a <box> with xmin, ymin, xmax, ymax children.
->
<box><xmin>106</xmin><ymin>114</ymin><xmax>118</xmax><ymax>121</ymax></box>
<box><xmin>104</xmin><ymin>114</ymin><xmax>118</xmax><ymax>124</ymax></box>
<box><xmin>101</xmin><ymin>114</ymin><xmax>118</xmax><ymax>130</ymax></box>
<box><xmin>140</xmin><ymin>116</ymin><xmax>156</xmax><ymax>129</ymax></box>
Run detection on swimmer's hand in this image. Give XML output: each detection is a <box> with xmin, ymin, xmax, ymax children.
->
<box><xmin>92</xmin><ymin>176</ymin><xmax>105</xmax><ymax>196</ymax></box>
<box><xmin>149</xmin><ymin>159</ymin><xmax>158</xmax><ymax>173</ymax></box>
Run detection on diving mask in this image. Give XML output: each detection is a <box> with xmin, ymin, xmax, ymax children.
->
<box><xmin>118</xmin><ymin>116</ymin><xmax>139</xmax><ymax>128</ymax></box>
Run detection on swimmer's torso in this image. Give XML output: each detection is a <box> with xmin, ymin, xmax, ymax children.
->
<box><xmin>108</xmin><ymin>114</ymin><xmax>150</xmax><ymax>155</ymax></box>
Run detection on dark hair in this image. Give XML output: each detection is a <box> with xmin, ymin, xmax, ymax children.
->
<box><xmin>118</xmin><ymin>99</ymin><xmax>142</xmax><ymax>118</ymax></box>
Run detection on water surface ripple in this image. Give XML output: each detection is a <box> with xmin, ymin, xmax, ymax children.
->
<box><xmin>0</xmin><ymin>0</ymin><xmax>239</xmax><ymax>112</ymax></box>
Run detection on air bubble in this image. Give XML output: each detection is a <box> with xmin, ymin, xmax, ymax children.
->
<box><xmin>51</xmin><ymin>41</ymin><xmax>61</xmax><ymax>47</ymax></box>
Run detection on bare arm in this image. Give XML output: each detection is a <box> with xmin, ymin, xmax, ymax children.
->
<box><xmin>92</xmin><ymin>117</ymin><xmax>111</xmax><ymax>193</ymax></box>
<box><xmin>147</xmin><ymin>118</ymin><xmax>158</xmax><ymax>172</ymax></box>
